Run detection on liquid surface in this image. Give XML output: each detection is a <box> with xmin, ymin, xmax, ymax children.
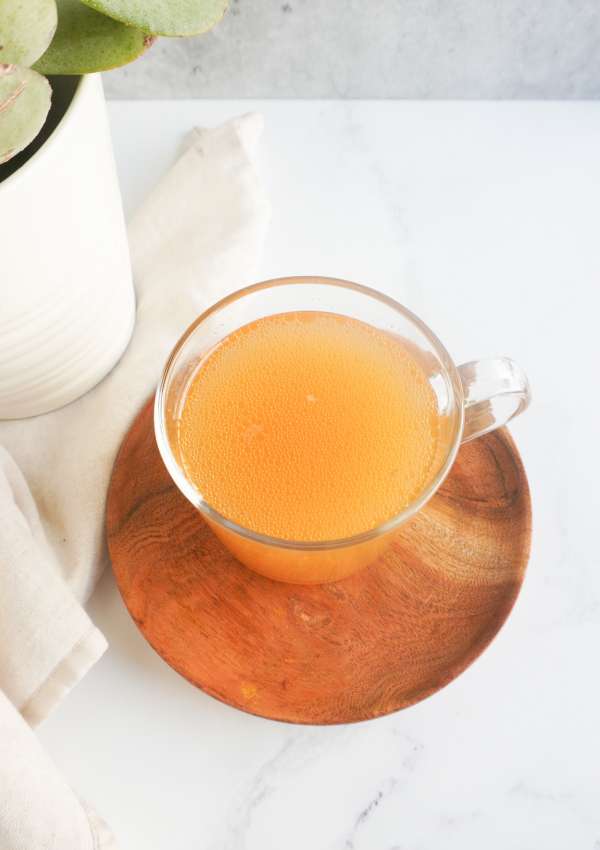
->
<box><xmin>174</xmin><ymin>311</ymin><xmax>445</xmax><ymax>541</ymax></box>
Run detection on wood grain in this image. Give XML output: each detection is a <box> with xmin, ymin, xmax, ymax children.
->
<box><xmin>106</xmin><ymin>398</ymin><xmax>531</xmax><ymax>724</ymax></box>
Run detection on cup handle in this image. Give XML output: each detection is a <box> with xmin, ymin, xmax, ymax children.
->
<box><xmin>457</xmin><ymin>357</ymin><xmax>531</xmax><ymax>443</ymax></box>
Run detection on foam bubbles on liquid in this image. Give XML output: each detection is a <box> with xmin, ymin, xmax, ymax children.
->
<box><xmin>176</xmin><ymin>311</ymin><xmax>445</xmax><ymax>541</ymax></box>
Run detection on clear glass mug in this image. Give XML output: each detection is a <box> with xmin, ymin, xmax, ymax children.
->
<box><xmin>155</xmin><ymin>277</ymin><xmax>530</xmax><ymax>584</ymax></box>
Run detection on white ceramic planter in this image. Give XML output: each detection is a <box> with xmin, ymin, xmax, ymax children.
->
<box><xmin>0</xmin><ymin>74</ymin><xmax>134</xmax><ymax>419</ymax></box>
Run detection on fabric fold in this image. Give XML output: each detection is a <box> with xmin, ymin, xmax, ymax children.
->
<box><xmin>0</xmin><ymin>447</ymin><xmax>108</xmax><ymax>726</ymax></box>
<box><xmin>0</xmin><ymin>113</ymin><xmax>270</xmax><ymax>850</ymax></box>
<box><xmin>0</xmin><ymin>689</ymin><xmax>97</xmax><ymax>850</ymax></box>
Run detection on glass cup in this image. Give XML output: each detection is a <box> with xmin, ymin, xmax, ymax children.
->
<box><xmin>155</xmin><ymin>277</ymin><xmax>530</xmax><ymax>584</ymax></box>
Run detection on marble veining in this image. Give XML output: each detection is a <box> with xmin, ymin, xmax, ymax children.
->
<box><xmin>37</xmin><ymin>100</ymin><xmax>600</xmax><ymax>849</ymax></box>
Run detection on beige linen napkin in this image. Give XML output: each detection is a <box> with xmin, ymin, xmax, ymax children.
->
<box><xmin>0</xmin><ymin>113</ymin><xmax>269</xmax><ymax>849</ymax></box>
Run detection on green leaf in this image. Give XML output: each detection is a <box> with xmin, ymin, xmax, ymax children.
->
<box><xmin>0</xmin><ymin>64</ymin><xmax>51</xmax><ymax>163</ymax></box>
<box><xmin>80</xmin><ymin>0</ymin><xmax>227</xmax><ymax>37</ymax></box>
<box><xmin>33</xmin><ymin>0</ymin><xmax>153</xmax><ymax>75</ymax></box>
<box><xmin>0</xmin><ymin>0</ymin><xmax>58</xmax><ymax>66</ymax></box>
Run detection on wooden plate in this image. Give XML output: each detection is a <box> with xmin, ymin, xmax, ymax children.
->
<box><xmin>106</xmin><ymin>398</ymin><xmax>531</xmax><ymax>724</ymax></box>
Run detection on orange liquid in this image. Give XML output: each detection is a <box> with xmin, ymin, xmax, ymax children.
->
<box><xmin>174</xmin><ymin>311</ymin><xmax>445</xmax><ymax>543</ymax></box>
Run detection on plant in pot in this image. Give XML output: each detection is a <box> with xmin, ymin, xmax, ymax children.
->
<box><xmin>0</xmin><ymin>0</ymin><xmax>226</xmax><ymax>419</ymax></box>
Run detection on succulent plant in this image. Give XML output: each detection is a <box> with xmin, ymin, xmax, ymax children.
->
<box><xmin>0</xmin><ymin>0</ymin><xmax>227</xmax><ymax>163</ymax></box>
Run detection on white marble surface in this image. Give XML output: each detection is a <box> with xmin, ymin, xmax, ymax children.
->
<box><xmin>104</xmin><ymin>0</ymin><xmax>600</xmax><ymax>99</ymax></box>
<box><xmin>39</xmin><ymin>100</ymin><xmax>600</xmax><ymax>849</ymax></box>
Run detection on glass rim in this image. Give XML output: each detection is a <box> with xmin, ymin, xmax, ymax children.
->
<box><xmin>154</xmin><ymin>276</ymin><xmax>465</xmax><ymax>551</ymax></box>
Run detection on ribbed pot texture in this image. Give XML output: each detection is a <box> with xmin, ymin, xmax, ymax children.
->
<box><xmin>0</xmin><ymin>74</ymin><xmax>134</xmax><ymax>419</ymax></box>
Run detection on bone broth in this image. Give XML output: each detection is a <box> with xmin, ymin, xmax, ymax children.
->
<box><xmin>172</xmin><ymin>311</ymin><xmax>446</xmax><ymax>543</ymax></box>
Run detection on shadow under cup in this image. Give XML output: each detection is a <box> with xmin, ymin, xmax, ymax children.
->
<box><xmin>153</xmin><ymin>277</ymin><xmax>473</xmax><ymax>584</ymax></box>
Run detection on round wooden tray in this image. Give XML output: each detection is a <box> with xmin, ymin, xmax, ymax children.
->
<box><xmin>106</xmin><ymin>398</ymin><xmax>531</xmax><ymax>725</ymax></box>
